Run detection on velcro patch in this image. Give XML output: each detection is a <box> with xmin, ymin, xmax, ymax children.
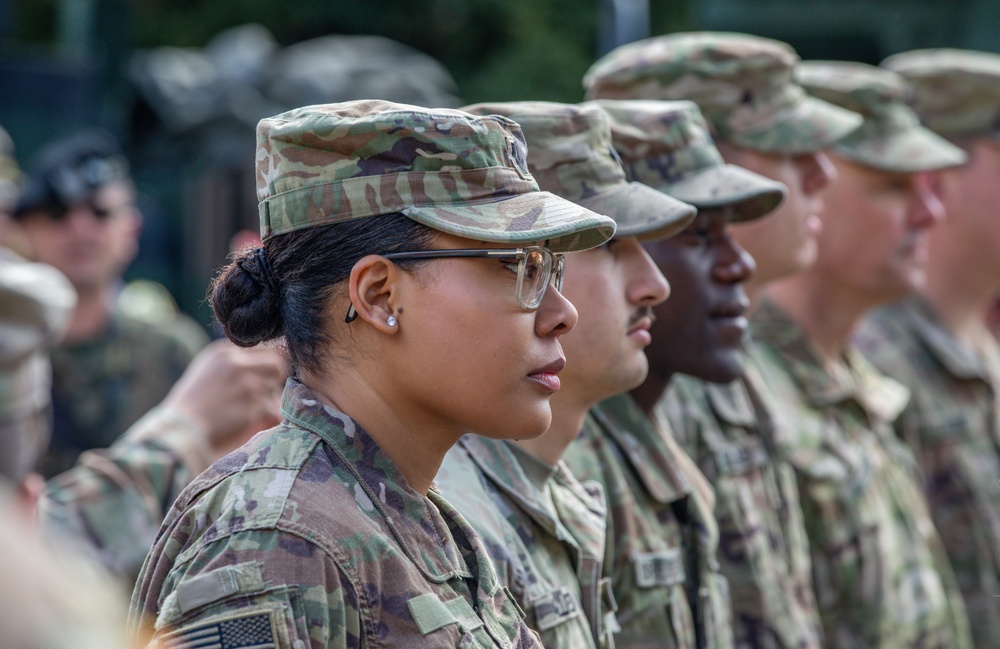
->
<box><xmin>163</xmin><ymin>609</ymin><xmax>277</xmax><ymax>649</ymax></box>
<box><xmin>532</xmin><ymin>587</ymin><xmax>581</xmax><ymax>631</ymax></box>
<box><xmin>633</xmin><ymin>549</ymin><xmax>685</xmax><ymax>589</ymax></box>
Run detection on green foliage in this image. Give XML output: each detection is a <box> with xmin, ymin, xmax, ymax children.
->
<box><xmin>13</xmin><ymin>0</ymin><xmax>692</xmax><ymax>105</ymax></box>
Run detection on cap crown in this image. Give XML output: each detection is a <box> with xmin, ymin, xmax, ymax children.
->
<box><xmin>584</xmin><ymin>32</ymin><xmax>862</xmax><ymax>154</ymax></box>
<box><xmin>797</xmin><ymin>61</ymin><xmax>967</xmax><ymax>172</ymax></box>
<box><xmin>257</xmin><ymin>100</ymin><xmax>537</xmax><ymax>240</ymax></box>
<box><xmin>882</xmin><ymin>48</ymin><xmax>1000</xmax><ymax>137</ymax></box>
<box><xmin>595</xmin><ymin>99</ymin><xmax>724</xmax><ymax>186</ymax></box>
<box><xmin>460</xmin><ymin>101</ymin><xmax>625</xmax><ymax>202</ymax></box>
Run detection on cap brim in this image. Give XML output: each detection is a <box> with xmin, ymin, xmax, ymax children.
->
<box><xmin>657</xmin><ymin>164</ymin><xmax>787</xmax><ymax>223</ymax></box>
<box><xmin>576</xmin><ymin>181</ymin><xmax>696</xmax><ymax>241</ymax></box>
<box><xmin>731</xmin><ymin>96</ymin><xmax>864</xmax><ymax>155</ymax></box>
<box><xmin>835</xmin><ymin>129</ymin><xmax>968</xmax><ymax>173</ymax></box>
<box><xmin>401</xmin><ymin>190</ymin><xmax>616</xmax><ymax>253</ymax></box>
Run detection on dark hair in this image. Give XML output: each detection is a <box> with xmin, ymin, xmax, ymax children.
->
<box><xmin>211</xmin><ymin>213</ymin><xmax>436</xmax><ymax>375</ymax></box>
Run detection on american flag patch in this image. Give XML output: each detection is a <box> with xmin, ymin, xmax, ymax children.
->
<box><xmin>165</xmin><ymin>611</ymin><xmax>277</xmax><ymax>649</ymax></box>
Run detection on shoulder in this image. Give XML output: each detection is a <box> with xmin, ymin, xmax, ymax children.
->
<box><xmin>116</xmin><ymin>308</ymin><xmax>209</xmax><ymax>361</ymax></box>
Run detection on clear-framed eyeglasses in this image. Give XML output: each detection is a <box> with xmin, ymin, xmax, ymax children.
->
<box><xmin>345</xmin><ymin>246</ymin><xmax>566</xmax><ymax>322</ymax></box>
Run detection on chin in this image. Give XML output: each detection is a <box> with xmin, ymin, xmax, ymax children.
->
<box><xmin>682</xmin><ymin>354</ymin><xmax>745</xmax><ymax>384</ymax></box>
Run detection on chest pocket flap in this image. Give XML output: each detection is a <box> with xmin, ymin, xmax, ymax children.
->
<box><xmin>408</xmin><ymin>593</ymin><xmax>484</xmax><ymax>636</ymax></box>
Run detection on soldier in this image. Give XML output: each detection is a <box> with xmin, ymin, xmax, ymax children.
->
<box><xmin>748</xmin><ymin>61</ymin><xmax>971</xmax><ymax>647</ymax></box>
<box><xmin>0</xmin><ymin>247</ymin><xmax>130</xmax><ymax>649</ymax></box>
<box><xmin>564</xmin><ymin>99</ymin><xmax>786</xmax><ymax>649</ymax></box>
<box><xmin>13</xmin><ymin>130</ymin><xmax>210</xmax><ymax>475</ymax></box>
<box><xmin>850</xmin><ymin>49</ymin><xmax>1000</xmax><ymax>647</ymax></box>
<box><xmin>437</xmin><ymin>101</ymin><xmax>696</xmax><ymax>649</ymax></box>
<box><xmin>128</xmin><ymin>100</ymin><xmax>617</xmax><ymax>648</ymax></box>
<box><xmin>583</xmin><ymin>33</ymin><xmax>861</xmax><ymax>649</ymax></box>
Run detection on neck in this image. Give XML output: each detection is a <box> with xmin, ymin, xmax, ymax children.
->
<box><xmin>63</xmin><ymin>285</ymin><xmax>114</xmax><ymax>343</ymax></box>
<box><xmin>923</xmin><ymin>238</ymin><xmax>1000</xmax><ymax>348</ymax></box>
<box><xmin>764</xmin><ymin>271</ymin><xmax>876</xmax><ymax>367</ymax></box>
<box><xmin>308</xmin><ymin>367</ymin><xmax>459</xmax><ymax>495</ymax></box>
<box><xmin>630</xmin><ymin>369</ymin><xmax>672</xmax><ymax>417</ymax></box>
<box><xmin>513</xmin><ymin>389</ymin><xmax>590</xmax><ymax>467</ymax></box>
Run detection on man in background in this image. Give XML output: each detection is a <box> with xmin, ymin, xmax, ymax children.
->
<box><xmin>854</xmin><ymin>48</ymin><xmax>1000</xmax><ymax>647</ymax></box>
<box><xmin>13</xmin><ymin>130</ymin><xmax>209</xmax><ymax>475</ymax></box>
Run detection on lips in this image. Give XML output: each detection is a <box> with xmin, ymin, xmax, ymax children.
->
<box><xmin>527</xmin><ymin>357</ymin><xmax>565</xmax><ymax>393</ymax></box>
<box><xmin>710</xmin><ymin>299</ymin><xmax>749</xmax><ymax>320</ymax></box>
<box><xmin>627</xmin><ymin>316</ymin><xmax>653</xmax><ymax>336</ymax></box>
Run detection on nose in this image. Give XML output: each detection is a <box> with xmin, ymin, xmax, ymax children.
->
<box><xmin>910</xmin><ymin>177</ymin><xmax>946</xmax><ymax>229</ymax></box>
<box><xmin>714</xmin><ymin>234</ymin><xmax>756</xmax><ymax>284</ymax></box>
<box><xmin>798</xmin><ymin>151</ymin><xmax>838</xmax><ymax>195</ymax></box>
<box><xmin>535</xmin><ymin>283</ymin><xmax>579</xmax><ymax>338</ymax></box>
<box><xmin>629</xmin><ymin>246</ymin><xmax>671</xmax><ymax>307</ymax></box>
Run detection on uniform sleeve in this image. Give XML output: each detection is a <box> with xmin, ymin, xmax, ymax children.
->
<box><xmin>133</xmin><ymin>529</ymin><xmax>363</xmax><ymax>649</ymax></box>
<box><xmin>39</xmin><ymin>406</ymin><xmax>214</xmax><ymax>587</ymax></box>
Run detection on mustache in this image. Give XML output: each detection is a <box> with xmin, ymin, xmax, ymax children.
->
<box><xmin>627</xmin><ymin>306</ymin><xmax>656</xmax><ymax>329</ymax></box>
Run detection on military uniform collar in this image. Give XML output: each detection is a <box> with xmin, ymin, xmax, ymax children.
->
<box><xmin>457</xmin><ymin>435</ymin><xmax>590</xmax><ymax>542</ymax></box>
<box><xmin>705</xmin><ymin>380</ymin><xmax>757</xmax><ymax>427</ymax></box>
<box><xmin>589</xmin><ymin>393</ymin><xmax>690</xmax><ymax>504</ymax></box>
<box><xmin>753</xmin><ymin>299</ymin><xmax>909</xmax><ymax>422</ymax></box>
<box><xmin>899</xmin><ymin>295</ymin><xmax>992</xmax><ymax>381</ymax></box>
<box><xmin>279</xmin><ymin>379</ymin><xmax>474</xmax><ymax>583</ymax></box>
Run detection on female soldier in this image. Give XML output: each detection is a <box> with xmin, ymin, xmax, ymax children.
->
<box><xmin>128</xmin><ymin>100</ymin><xmax>615</xmax><ymax>648</ymax></box>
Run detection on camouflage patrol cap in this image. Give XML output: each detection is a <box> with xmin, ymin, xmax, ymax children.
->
<box><xmin>594</xmin><ymin>99</ymin><xmax>787</xmax><ymax>222</ymax></box>
<box><xmin>0</xmin><ymin>126</ymin><xmax>20</xmax><ymax>213</ymax></box>
<box><xmin>796</xmin><ymin>61</ymin><xmax>967</xmax><ymax>172</ymax></box>
<box><xmin>881</xmin><ymin>48</ymin><xmax>1000</xmax><ymax>138</ymax></box>
<box><xmin>256</xmin><ymin>100</ymin><xmax>616</xmax><ymax>252</ymax></box>
<box><xmin>461</xmin><ymin>101</ymin><xmax>696</xmax><ymax>241</ymax></box>
<box><xmin>583</xmin><ymin>32</ymin><xmax>862</xmax><ymax>154</ymax></box>
<box><xmin>0</xmin><ymin>248</ymin><xmax>75</xmax><ymax>482</ymax></box>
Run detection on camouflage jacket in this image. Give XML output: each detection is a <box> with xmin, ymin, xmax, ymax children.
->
<box><xmin>750</xmin><ymin>299</ymin><xmax>972</xmax><ymax>649</ymax></box>
<box><xmin>437</xmin><ymin>436</ymin><xmax>618</xmax><ymax>649</ymax></box>
<box><xmin>41</xmin><ymin>406</ymin><xmax>215</xmax><ymax>591</ymax></box>
<box><xmin>128</xmin><ymin>379</ymin><xmax>540</xmax><ymax>649</ymax></box>
<box><xmin>855</xmin><ymin>295</ymin><xmax>1000</xmax><ymax>647</ymax></box>
<box><xmin>564</xmin><ymin>392</ymin><xmax>734</xmax><ymax>649</ymax></box>
<box><xmin>45</xmin><ymin>308</ymin><xmax>208</xmax><ymax>476</ymax></box>
<box><xmin>660</xmin><ymin>371</ymin><xmax>822</xmax><ymax>649</ymax></box>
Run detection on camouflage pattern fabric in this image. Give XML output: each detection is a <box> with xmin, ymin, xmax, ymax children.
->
<box><xmin>660</xmin><ymin>371</ymin><xmax>823</xmax><ymax>649</ymax></box>
<box><xmin>0</xmin><ymin>247</ymin><xmax>75</xmax><ymax>482</ymax></box>
<box><xmin>128</xmin><ymin>378</ymin><xmax>542</xmax><ymax>648</ymax></box>
<box><xmin>855</xmin><ymin>296</ymin><xmax>1000</xmax><ymax>647</ymax></box>
<box><xmin>0</xmin><ymin>125</ymin><xmax>20</xmax><ymax>212</ymax></box>
<box><xmin>42</xmin><ymin>308</ymin><xmax>208</xmax><ymax>477</ymax></box>
<box><xmin>256</xmin><ymin>100</ymin><xmax>615</xmax><ymax>252</ymax></box>
<box><xmin>564</xmin><ymin>392</ymin><xmax>734</xmax><ymax>649</ymax></box>
<box><xmin>437</xmin><ymin>436</ymin><xmax>618</xmax><ymax>649</ymax></box>
<box><xmin>40</xmin><ymin>405</ymin><xmax>217</xmax><ymax>592</ymax></box>
<box><xmin>881</xmin><ymin>48</ymin><xmax>1000</xmax><ymax>138</ymax></box>
<box><xmin>593</xmin><ymin>99</ymin><xmax>786</xmax><ymax>222</ymax></box>
<box><xmin>795</xmin><ymin>61</ymin><xmax>967</xmax><ymax>173</ymax></box>
<box><xmin>460</xmin><ymin>100</ymin><xmax>696</xmax><ymax>240</ymax></box>
<box><xmin>750</xmin><ymin>298</ymin><xmax>972</xmax><ymax>649</ymax></box>
<box><xmin>582</xmin><ymin>33</ymin><xmax>861</xmax><ymax>155</ymax></box>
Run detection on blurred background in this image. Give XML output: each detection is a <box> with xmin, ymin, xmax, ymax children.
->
<box><xmin>3</xmin><ymin>0</ymin><xmax>998</xmax><ymax>330</ymax></box>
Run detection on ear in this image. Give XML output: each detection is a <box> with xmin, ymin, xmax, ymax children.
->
<box><xmin>348</xmin><ymin>255</ymin><xmax>403</xmax><ymax>334</ymax></box>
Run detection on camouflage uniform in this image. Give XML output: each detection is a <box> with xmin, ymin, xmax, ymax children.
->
<box><xmin>130</xmin><ymin>100</ymin><xmax>617</xmax><ymax>648</ymax></box>
<box><xmin>564</xmin><ymin>393</ymin><xmax>733</xmax><ymax>649</ymax></box>
<box><xmin>41</xmin><ymin>405</ymin><xmax>217</xmax><ymax>590</ymax></box>
<box><xmin>45</xmin><ymin>309</ymin><xmax>209</xmax><ymax>476</ymax></box>
<box><xmin>856</xmin><ymin>297</ymin><xmax>1000</xmax><ymax>646</ymax></box>
<box><xmin>659</xmin><ymin>374</ymin><xmax>822</xmax><ymax>649</ymax></box>
<box><xmin>751</xmin><ymin>298</ymin><xmax>972</xmax><ymax>649</ymax></box>
<box><xmin>438</xmin><ymin>438</ymin><xmax>616</xmax><ymax>649</ymax></box>
<box><xmin>436</xmin><ymin>101</ymin><xmax>697</xmax><ymax>648</ymax></box>
<box><xmin>129</xmin><ymin>380</ymin><xmax>540</xmax><ymax>647</ymax></box>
